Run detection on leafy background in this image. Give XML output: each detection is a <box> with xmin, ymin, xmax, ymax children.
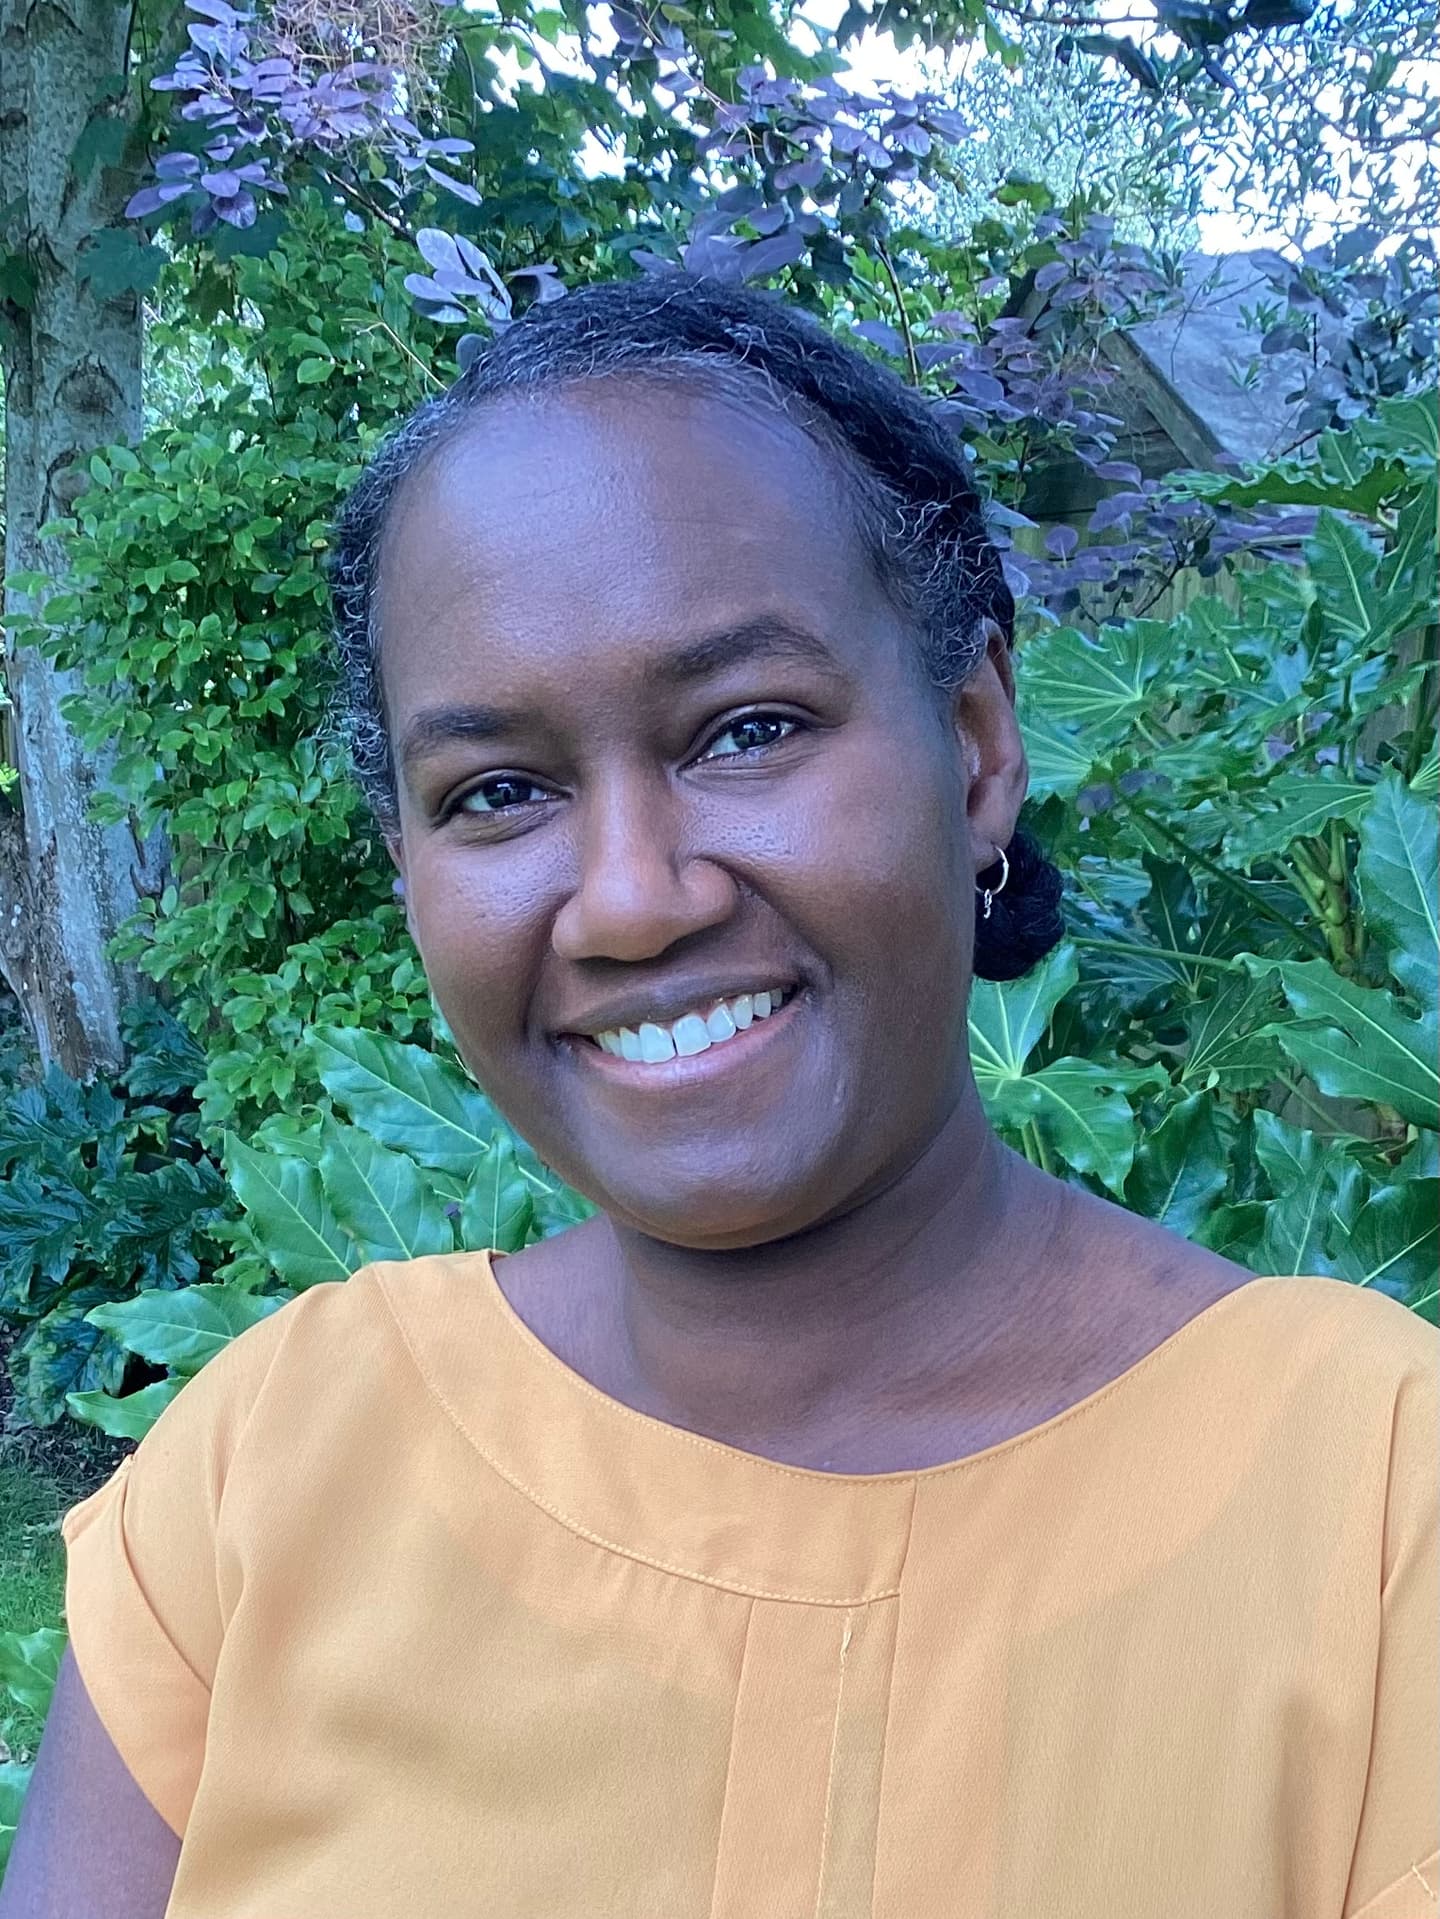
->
<box><xmin>0</xmin><ymin>0</ymin><xmax>1436</xmax><ymax>1869</ymax></box>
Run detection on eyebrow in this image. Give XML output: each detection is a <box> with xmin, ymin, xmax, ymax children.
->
<box><xmin>397</xmin><ymin>616</ymin><xmax>842</xmax><ymax>779</ymax></box>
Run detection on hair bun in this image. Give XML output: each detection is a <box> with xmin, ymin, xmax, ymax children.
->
<box><xmin>973</xmin><ymin>826</ymin><xmax>1065</xmax><ymax>982</ymax></box>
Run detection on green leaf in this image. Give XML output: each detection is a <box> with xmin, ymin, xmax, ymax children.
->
<box><xmin>0</xmin><ymin>1761</ymin><xmax>34</xmax><ymax>1875</ymax></box>
<box><xmin>310</xmin><ymin>1026</ymin><xmax>500</xmax><ymax>1174</ymax></box>
<box><xmin>1180</xmin><ymin>973</ymin><xmax>1287</xmax><ymax>1090</ymax></box>
<box><xmin>317</xmin><ymin>1116</ymin><xmax>456</xmax><ymax>1263</ymax></box>
<box><xmin>1253</xmin><ymin>1111</ymin><xmax>1363</xmax><ymax>1278</ymax></box>
<box><xmin>1356</xmin><ymin>772</ymin><xmax>1438</xmax><ymax>1009</ymax></box>
<box><xmin>1225</xmin><ymin>775</ymin><xmax>1374</xmax><ymax>868</ymax></box>
<box><xmin>1193</xmin><ymin>1199</ymin><xmax>1267</xmax><ymax>1265</ymax></box>
<box><xmin>1018</xmin><ymin>714</ymin><xmax>1095</xmax><ymax>800</ymax></box>
<box><xmin>0</xmin><ymin>1627</ymin><xmax>66</xmax><ymax>1717</ymax></box>
<box><xmin>987</xmin><ymin>1055</ymin><xmax>1166</xmax><ymax>1194</ymax></box>
<box><xmin>1331</xmin><ymin>1177</ymin><xmax>1439</xmax><ymax>1315</ymax></box>
<box><xmin>85</xmin><ymin>1285</ymin><xmax>286</xmax><ymax>1376</ymax></box>
<box><xmin>225</xmin><ymin>1132</ymin><xmax>358</xmax><ymax>1287</ymax></box>
<box><xmin>1380</xmin><ymin>474</ymin><xmax>1438</xmax><ymax>594</ymax></box>
<box><xmin>66</xmin><ymin>1377</ymin><xmax>185</xmax><ymax>1440</ymax></box>
<box><xmin>967</xmin><ymin>942</ymin><xmax>1079</xmax><ymax>1077</ymax></box>
<box><xmin>1305</xmin><ymin>509</ymin><xmax>1381</xmax><ymax>645</ymax></box>
<box><xmin>14</xmin><ymin>1295</ymin><xmax>127</xmax><ymax>1426</ymax></box>
<box><xmin>296</xmin><ymin>356</ymin><xmax>333</xmax><ymax>385</ymax></box>
<box><xmin>459</xmin><ymin>1136</ymin><xmax>534</xmax><ymax>1252</ymax></box>
<box><xmin>77</xmin><ymin>229</ymin><xmax>166</xmax><ymax>298</ymax></box>
<box><xmin>1125</xmin><ymin>1093</ymin><xmax>1230</xmax><ymax>1235</ymax></box>
<box><xmin>1245</xmin><ymin>957</ymin><xmax>1439</xmax><ymax>1131</ymax></box>
<box><xmin>1014</xmin><ymin>623</ymin><xmax>1170</xmax><ymax>745</ymax></box>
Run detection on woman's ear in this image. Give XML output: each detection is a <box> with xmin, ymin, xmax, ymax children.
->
<box><xmin>953</xmin><ymin>620</ymin><xmax>1028</xmax><ymax>873</ymax></box>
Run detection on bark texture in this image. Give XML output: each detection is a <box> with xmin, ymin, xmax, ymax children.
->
<box><xmin>0</xmin><ymin>0</ymin><xmax>152</xmax><ymax>1074</ymax></box>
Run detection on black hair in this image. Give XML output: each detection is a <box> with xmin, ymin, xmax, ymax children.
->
<box><xmin>330</xmin><ymin>273</ymin><xmax>1064</xmax><ymax>981</ymax></box>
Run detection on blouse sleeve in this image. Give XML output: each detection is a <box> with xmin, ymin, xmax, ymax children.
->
<box><xmin>1343</xmin><ymin>1344</ymin><xmax>1440</xmax><ymax>1919</ymax></box>
<box><xmin>60</xmin><ymin>1292</ymin><xmax>307</xmax><ymax>1837</ymax></box>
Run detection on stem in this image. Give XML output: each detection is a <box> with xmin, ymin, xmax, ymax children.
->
<box><xmin>874</xmin><ymin>243</ymin><xmax>920</xmax><ymax>388</ymax></box>
<box><xmin>356</xmin><ymin>321</ymin><xmax>443</xmax><ymax>389</ymax></box>
<box><xmin>1121</xmin><ymin>799</ymin><xmax>1329</xmax><ymax>955</ymax></box>
<box><xmin>1069</xmin><ymin>935</ymin><xmax>1243</xmax><ymax>975</ymax></box>
<box><xmin>1022</xmin><ymin>1118</ymin><xmax>1055</xmax><ymax>1176</ymax></box>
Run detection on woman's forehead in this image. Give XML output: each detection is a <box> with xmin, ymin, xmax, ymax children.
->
<box><xmin>375</xmin><ymin>381</ymin><xmax>893</xmax><ymax>681</ymax></box>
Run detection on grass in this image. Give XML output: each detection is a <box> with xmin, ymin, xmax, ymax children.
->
<box><xmin>0</xmin><ymin>1457</ymin><xmax>67</xmax><ymax>1764</ymax></box>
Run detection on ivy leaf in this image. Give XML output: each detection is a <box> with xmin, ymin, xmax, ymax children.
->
<box><xmin>225</xmin><ymin>1132</ymin><xmax>357</xmax><ymax>1287</ymax></box>
<box><xmin>311</xmin><ymin>1026</ymin><xmax>500</xmax><ymax>1174</ymax></box>
<box><xmin>459</xmin><ymin>1136</ymin><xmax>534</xmax><ymax>1253</ymax></box>
<box><xmin>85</xmin><ymin>1284</ymin><xmax>286</xmax><ymax>1376</ymax></box>
<box><xmin>0</xmin><ymin>1628</ymin><xmax>66</xmax><ymax>1718</ymax></box>
<box><xmin>66</xmin><ymin>1377</ymin><xmax>185</xmax><ymax>1440</ymax></box>
<box><xmin>317</xmin><ymin>1116</ymin><xmax>456</xmax><ymax>1264</ymax></box>
<box><xmin>1331</xmin><ymin>1177</ymin><xmax>1440</xmax><ymax>1317</ymax></box>
<box><xmin>1244</xmin><ymin>956</ymin><xmax>1439</xmax><ymax>1130</ymax></box>
<box><xmin>1356</xmin><ymin>772</ymin><xmax>1438</xmax><ymax>1009</ymax></box>
<box><xmin>1125</xmin><ymin>1093</ymin><xmax>1230</xmax><ymax>1235</ymax></box>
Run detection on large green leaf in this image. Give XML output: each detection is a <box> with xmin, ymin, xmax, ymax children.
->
<box><xmin>317</xmin><ymin>1116</ymin><xmax>457</xmax><ymax>1263</ymax></box>
<box><xmin>1252</xmin><ymin>1111</ymin><xmax>1363</xmax><ymax>1278</ymax></box>
<box><xmin>1013</xmin><ymin>622</ymin><xmax>1171</xmax><ymax>744</ymax></box>
<box><xmin>67</xmin><ymin>1377</ymin><xmax>185</xmax><ymax>1440</ymax></box>
<box><xmin>1331</xmin><ymin>1177</ymin><xmax>1439</xmax><ymax>1318</ymax></box>
<box><xmin>225</xmin><ymin>1132</ymin><xmax>358</xmax><ymax>1287</ymax></box>
<box><xmin>311</xmin><ymin>1026</ymin><xmax>500</xmax><ymax>1174</ymax></box>
<box><xmin>1305</xmin><ymin>509</ymin><xmax>1382</xmax><ymax>646</ymax></box>
<box><xmin>12</xmin><ymin>1293</ymin><xmax>127</xmax><ymax>1427</ymax></box>
<box><xmin>1017</xmin><ymin>712</ymin><xmax>1096</xmax><ymax>800</ymax></box>
<box><xmin>1193</xmin><ymin>1200</ymin><xmax>1267</xmax><ymax>1266</ymax></box>
<box><xmin>1225</xmin><ymin>775</ymin><xmax>1374</xmax><ymax>869</ymax></box>
<box><xmin>0</xmin><ymin>1761</ymin><xmax>33</xmax><ymax>1875</ymax></box>
<box><xmin>1245</xmin><ymin>957</ymin><xmax>1439</xmax><ymax>1131</ymax></box>
<box><xmin>1356</xmin><ymin>773</ymin><xmax>1438</xmax><ymax>1009</ymax></box>
<box><xmin>1379</xmin><ymin>472</ymin><xmax>1438</xmax><ymax>594</ymax></box>
<box><xmin>459</xmin><ymin>1137</ymin><xmax>535</xmax><ymax>1253</ymax></box>
<box><xmin>1124</xmin><ymin>1093</ymin><xmax>1230</xmax><ymax>1235</ymax></box>
<box><xmin>86</xmin><ymin>1285</ymin><xmax>286</xmax><ymax>1377</ymax></box>
<box><xmin>1180</xmin><ymin>972</ymin><xmax>1287</xmax><ymax>1090</ymax></box>
<box><xmin>984</xmin><ymin>1057</ymin><xmax>1166</xmax><ymax>1195</ymax></box>
<box><xmin>967</xmin><ymin>942</ymin><xmax>1079</xmax><ymax>1077</ymax></box>
<box><xmin>0</xmin><ymin>1627</ymin><xmax>65</xmax><ymax>1717</ymax></box>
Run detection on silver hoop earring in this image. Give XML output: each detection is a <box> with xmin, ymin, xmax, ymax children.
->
<box><xmin>979</xmin><ymin>846</ymin><xmax>1010</xmax><ymax>922</ymax></box>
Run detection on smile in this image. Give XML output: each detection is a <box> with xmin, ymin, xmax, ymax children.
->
<box><xmin>587</xmin><ymin>987</ymin><xmax>796</xmax><ymax>1065</ymax></box>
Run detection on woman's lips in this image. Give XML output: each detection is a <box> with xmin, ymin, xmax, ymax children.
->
<box><xmin>565</xmin><ymin>988</ymin><xmax>802</xmax><ymax>1086</ymax></box>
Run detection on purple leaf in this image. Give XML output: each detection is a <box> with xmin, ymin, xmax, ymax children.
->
<box><xmin>200</xmin><ymin>169</ymin><xmax>242</xmax><ymax>196</ymax></box>
<box><xmin>154</xmin><ymin>151</ymin><xmax>202</xmax><ymax>178</ymax></box>
<box><xmin>426</xmin><ymin>166</ymin><xmax>483</xmax><ymax>206</ymax></box>
<box><xmin>124</xmin><ymin>182</ymin><xmax>191</xmax><ymax>218</ymax></box>
<box><xmin>214</xmin><ymin>191</ymin><xmax>256</xmax><ymax>228</ymax></box>
<box><xmin>187</xmin><ymin>0</ymin><xmax>244</xmax><ymax>22</ymax></box>
<box><xmin>1045</xmin><ymin>523</ymin><xmax>1079</xmax><ymax>559</ymax></box>
<box><xmin>954</xmin><ymin>367</ymin><xmax>1005</xmax><ymax>405</ymax></box>
<box><xmin>773</xmin><ymin>157</ymin><xmax>825</xmax><ymax>192</ymax></box>
<box><xmin>1096</xmin><ymin>461</ymin><xmax>1142</xmax><ymax>484</ymax></box>
<box><xmin>853</xmin><ymin>320</ymin><xmax>905</xmax><ymax>356</ymax></box>
<box><xmin>738</xmin><ymin>228</ymin><xmax>808</xmax><ymax>281</ymax></box>
<box><xmin>748</xmin><ymin>203</ymin><xmax>789</xmax><ymax>237</ymax></box>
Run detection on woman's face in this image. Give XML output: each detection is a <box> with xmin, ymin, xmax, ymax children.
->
<box><xmin>379</xmin><ymin>380</ymin><xmax>1025</xmax><ymax>1249</ymax></box>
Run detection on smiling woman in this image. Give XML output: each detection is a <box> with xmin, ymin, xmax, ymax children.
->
<box><xmin>22</xmin><ymin>279</ymin><xmax>1438</xmax><ymax>1919</ymax></box>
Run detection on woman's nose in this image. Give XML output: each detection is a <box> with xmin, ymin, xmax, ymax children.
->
<box><xmin>550</xmin><ymin>781</ymin><xmax>736</xmax><ymax>964</ymax></box>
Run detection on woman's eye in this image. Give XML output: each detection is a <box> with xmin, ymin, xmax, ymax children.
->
<box><xmin>700</xmin><ymin>715</ymin><xmax>798</xmax><ymax>760</ymax></box>
<box><xmin>455</xmin><ymin>775</ymin><xmax>554</xmax><ymax>815</ymax></box>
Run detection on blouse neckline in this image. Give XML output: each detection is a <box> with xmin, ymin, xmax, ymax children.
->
<box><xmin>378</xmin><ymin>1252</ymin><xmax>1279</xmax><ymax>1605</ymax></box>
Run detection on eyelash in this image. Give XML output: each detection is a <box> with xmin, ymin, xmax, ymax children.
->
<box><xmin>445</xmin><ymin>712</ymin><xmax>803</xmax><ymax>820</ymax></box>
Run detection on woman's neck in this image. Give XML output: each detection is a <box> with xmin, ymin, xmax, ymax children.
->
<box><xmin>502</xmin><ymin>1085</ymin><xmax>1151</xmax><ymax>1470</ymax></box>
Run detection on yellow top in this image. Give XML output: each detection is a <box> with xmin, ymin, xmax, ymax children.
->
<box><xmin>63</xmin><ymin>1256</ymin><xmax>1438</xmax><ymax>1919</ymax></box>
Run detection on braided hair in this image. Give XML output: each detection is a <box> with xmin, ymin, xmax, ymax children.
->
<box><xmin>330</xmin><ymin>274</ymin><xmax>1064</xmax><ymax>981</ymax></box>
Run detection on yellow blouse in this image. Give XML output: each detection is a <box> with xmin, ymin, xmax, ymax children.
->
<box><xmin>63</xmin><ymin>1255</ymin><xmax>1438</xmax><ymax>1918</ymax></box>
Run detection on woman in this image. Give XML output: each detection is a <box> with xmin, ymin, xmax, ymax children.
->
<box><xmin>16</xmin><ymin>278</ymin><xmax>1436</xmax><ymax>1918</ymax></box>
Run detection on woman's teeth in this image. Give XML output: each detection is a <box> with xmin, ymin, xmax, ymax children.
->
<box><xmin>593</xmin><ymin>989</ymin><xmax>791</xmax><ymax>1063</ymax></box>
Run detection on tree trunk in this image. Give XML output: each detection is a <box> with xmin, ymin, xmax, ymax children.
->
<box><xmin>0</xmin><ymin>0</ymin><xmax>157</xmax><ymax>1078</ymax></box>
